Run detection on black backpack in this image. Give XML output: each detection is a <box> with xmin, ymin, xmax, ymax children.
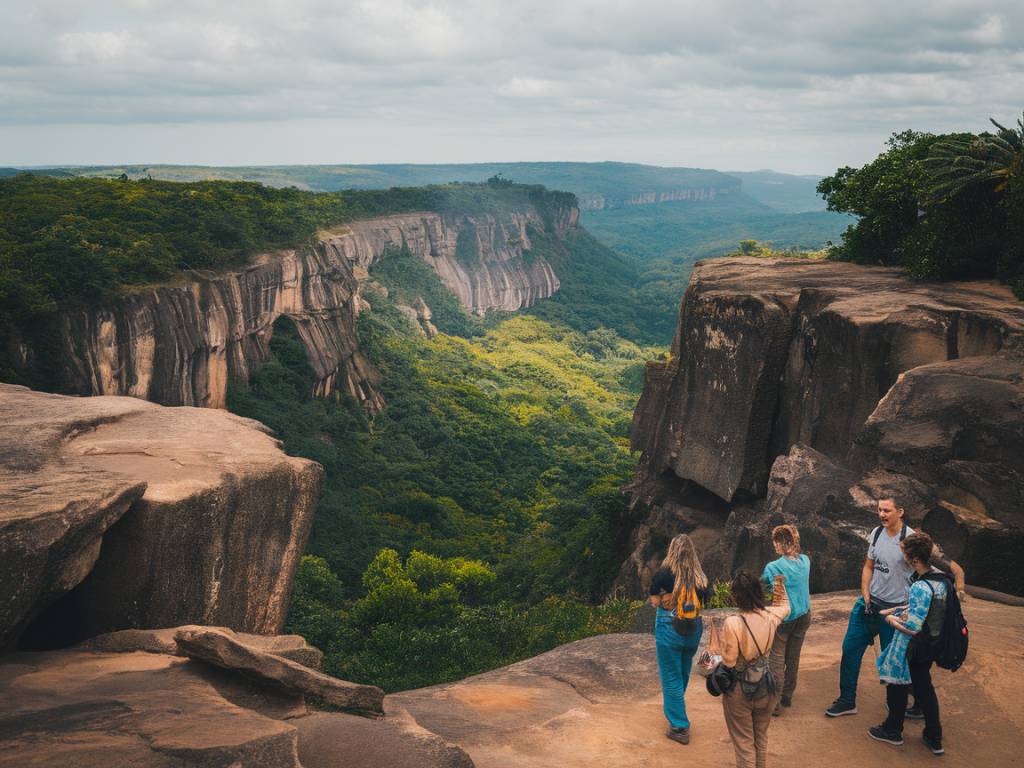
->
<box><xmin>910</xmin><ymin>572</ymin><xmax>969</xmax><ymax>672</ymax></box>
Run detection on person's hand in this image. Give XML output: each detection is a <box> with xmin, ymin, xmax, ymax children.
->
<box><xmin>862</xmin><ymin>598</ymin><xmax>873</xmax><ymax>614</ymax></box>
<box><xmin>957</xmin><ymin>589</ymin><xmax>967</xmax><ymax>603</ymax></box>
<box><xmin>879</xmin><ymin>605</ymin><xmax>907</xmax><ymax>617</ymax></box>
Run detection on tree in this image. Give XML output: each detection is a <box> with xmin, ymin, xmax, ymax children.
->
<box><xmin>924</xmin><ymin>112</ymin><xmax>1024</xmax><ymax>201</ymax></box>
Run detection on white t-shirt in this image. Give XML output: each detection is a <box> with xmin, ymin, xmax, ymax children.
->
<box><xmin>867</xmin><ymin>524</ymin><xmax>915</xmax><ymax>606</ymax></box>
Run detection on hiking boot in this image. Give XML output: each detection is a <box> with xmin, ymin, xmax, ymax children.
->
<box><xmin>868</xmin><ymin>725</ymin><xmax>904</xmax><ymax>746</ymax></box>
<box><xmin>781</xmin><ymin>695</ymin><xmax>793</xmax><ymax>707</ymax></box>
<box><xmin>666</xmin><ymin>727</ymin><xmax>690</xmax><ymax>745</ymax></box>
<box><xmin>825</xmin><ymin>699</ymin><xmax>858</xmax><ymax>717</ymax></box>
<box><xmin>906</xmin><ymin>704</ymin><xmax>925</xmax><ymax>720</ymax></box>
<box><xmin>922</xmin><ymin>734</ymin><xmax>944</xmax><ymax>755</ymax></box>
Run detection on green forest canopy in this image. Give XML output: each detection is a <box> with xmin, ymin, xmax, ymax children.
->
<box><xmin>818</xmin><ymin>113</ymin><xmax>1024</xmax><ymax>293</ymax></box>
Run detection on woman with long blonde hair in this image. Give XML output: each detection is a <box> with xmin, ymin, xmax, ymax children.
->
<box><xmin>649</xmin><ymin>533</ymin><xmax>711</xmax><ymax>745</ymax></box>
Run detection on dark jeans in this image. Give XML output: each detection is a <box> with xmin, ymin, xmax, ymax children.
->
<box><xmin>883</xmin><ymin>650</ymin><xmax>941</xmax><ymax>741</ymax></box>
<box><xmin>838</xmin><ymin>597</ymin><xmax>895</xmax><ymax>705</ymax></box>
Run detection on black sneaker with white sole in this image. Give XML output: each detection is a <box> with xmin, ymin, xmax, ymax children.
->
<box><xmin>869</xmin><ymin>725</ymin><xmax>904</xmax><ymax>746</ymax></box>
<box><xmin>825</xmin><ymin>699</ymin><xmax>858</xmax><ymax>717</ymax></box>
<box><xmin>906</xmin><ymin>704</ymin><xmax>925</xmax><ymax>720</ymax></box>
<box><xmin>922</xmin><ymin>734</ymin><xmax>944</xmax><ymax>755</ymax></box>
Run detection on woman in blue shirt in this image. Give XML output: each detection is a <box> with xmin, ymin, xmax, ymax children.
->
<box><xmin>648</xmin><ymin>533</ymin><xmax>711</xmax><ymax>746</ymax></box>
<box><xmin>761</xmin><ymin>524</ymin><xmax>811</xmax><ymax>715</ymax></box>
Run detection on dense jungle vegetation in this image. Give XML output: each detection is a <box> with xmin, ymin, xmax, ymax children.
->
<box><xmin>227</xmin><ymin>243</ymin><xmax>651</xmax><ymax>690</ymax></box>
<box><xmin>819</xmin><ymin>113</ymin><xmax>1024</xmax><ymax>294</ymax></box>
<box><xmin>0</xmin><ymin>173</ymin><xmax>572</xmax><ymax>326</ymax></box>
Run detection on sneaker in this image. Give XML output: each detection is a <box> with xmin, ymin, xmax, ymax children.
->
<box><xmin>781</xmin><ymin>695</ymin><xmax>793</xmax><ymax>708</ymax></box>
<box><xmin>773</xmin><ymin>702</ymin><xmax>782</xmax><ymax>717</ymax></box>
<box><xmin>826</xmin><ymin>699</ymin><xmax>858</xmax><ymax>717</ymax></box>
<box><xmin>922</xmin><ymin>734</ymin><xmax>944</xmax><ymax>755</ymax></box>
<box><xmin>666</xmin><ymin>727</ymin><xmax>690</xmax><ymax>745</ymax></box>
<box><xmin>906</xmin><ymin>704</ymin><xmax>925</xmax><ymax>720</ymax></box>
<box><xmin>869</xmin><ymin>725</ymin><xmax>904</xmax><ymax>746</ymax></box>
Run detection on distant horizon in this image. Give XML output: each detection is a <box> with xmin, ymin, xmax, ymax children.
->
<box><xmin>3</xmin><ymin>2</ymin><xmax>1018</xmax><ymax>174</ymax></box>
<box><xmin>2</xmin><ymin>159</ymin><xmax>831</xmax><ymax>178</ymax></box>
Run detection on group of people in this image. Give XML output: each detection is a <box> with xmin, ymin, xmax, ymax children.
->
<box><xmin>649</xmin><ymin>497</ymin><xmax>966</xmax><ymax>767</ymax></box>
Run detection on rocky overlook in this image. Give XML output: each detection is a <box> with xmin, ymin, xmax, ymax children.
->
<box><xmin>0</xmin><ymin>383</ymin><xmax>322</xmax><ymax>650</ymax></box>
<box><xmin>623</xmin><ymin>257</ymin><xmax>1024</xmax><ymax>595</ymax></box>
<box><xmin>30</xmin><ymin>203</ymin><xmax>574</xmax><ymax>411</ymax></box>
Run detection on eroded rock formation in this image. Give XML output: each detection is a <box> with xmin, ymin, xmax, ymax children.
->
<box><xmin>623</xmin><ymin>257</ymin><xmax>1024</xmax><ymax>594</ymax></box>
<box><xmin>0</xmin><ymin>627</ymin><xmax>467</xmax><ymax>768</ymax></box>
<box><xmin>34</xmin><ymin>204</ymin><xmax>574</xmax><ymax>411</ymax></box>
<box><xmin>0</xmin><ymin>383</ymin><xmax>322</xmax><ymax>649</ymax></box>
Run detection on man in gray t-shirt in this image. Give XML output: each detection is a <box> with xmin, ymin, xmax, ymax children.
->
<box><xmin>825</xmin><ymin>498</ymin><xmax>965</xmax><ymax>717</ymax></box>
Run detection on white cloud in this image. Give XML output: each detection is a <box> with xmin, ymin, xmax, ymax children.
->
<box><xmin>0</xmin><ymin>0</ymin><xmax>1021</xmax><ymax>173</ymax></box>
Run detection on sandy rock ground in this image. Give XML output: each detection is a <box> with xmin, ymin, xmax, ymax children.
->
<box><xmin>393</xmin><ymin>592</ymin><xmax>1022</xmax><ymax>768</ymax></box>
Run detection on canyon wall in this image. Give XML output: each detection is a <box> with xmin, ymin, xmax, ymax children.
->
<box><xmin>48</xmin><ymin>204</ymin><xmax>574</xmax><ymax>410</ymax></box>
<box><xmin>622</xmin><ymin>257</ymin><xmax>1024</xmax><ymax>595</ymax></box>
<box><xmin>578</xmin><ymin>186</ymin><xmax>732</xmax><ymax>211</ymax></box>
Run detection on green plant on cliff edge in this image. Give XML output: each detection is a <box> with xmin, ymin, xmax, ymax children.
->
<box><xmin>819</xmin><ymin>113</ymin><xmax>1024</xmax><ymax>295</ymax></box>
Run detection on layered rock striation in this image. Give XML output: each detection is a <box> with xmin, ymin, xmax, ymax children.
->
<box><xmin>49</xmin><ymin>204</ymin><xmax>574</xmax><ymax>410</ymax></box>
<box><xmin>0</xmin><ymin>384</ymin><xmax>322</xmax><ymax>649</ymax></box>
<box><xmin>624</xmin><ymin>257</ymin><xmax>1024</xmax><ymax>594</ymax></box>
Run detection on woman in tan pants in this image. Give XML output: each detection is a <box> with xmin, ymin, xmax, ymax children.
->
<box><xmin>719</xmin><ymin>571</ymin><xmax>790</xmax><ymax>768</ymax></box>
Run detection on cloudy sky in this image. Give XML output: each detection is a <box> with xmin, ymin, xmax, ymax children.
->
<box><xmin>1</xmin><ymin>0</ymin><xmax>1021</xmax><ymax>174</ymax></box>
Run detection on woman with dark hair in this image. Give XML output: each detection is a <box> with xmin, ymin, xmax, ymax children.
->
<box><xmin>648</xmin><ymin>533</ymin><xmax>711</xmax><ymax>745</ymax></box>
<box><xmin>719</xmin><ymin>571</ymin><xmax>790</xmax><ymax>768</ymax></box>
<box><xmin>870</xmin><ymin>532</ymin><xmax>948</xmax><ymax>755</ymax></box>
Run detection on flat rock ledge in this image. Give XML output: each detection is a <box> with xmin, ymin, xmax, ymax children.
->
<box><xmin>175</xmin><ymin>627</ymin><xmax>384</xmax><ymax>718</ymax></box>
<box><xmin>80</xmin><ymin>625</ymin><xmax>324</xmax><ymax>670</ymax></box>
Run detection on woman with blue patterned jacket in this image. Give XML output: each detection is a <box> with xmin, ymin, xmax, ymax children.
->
<box><xmin>870</xmin><ymin>532</ymin><xmax>948</xmax><ymax>756</ymax></box>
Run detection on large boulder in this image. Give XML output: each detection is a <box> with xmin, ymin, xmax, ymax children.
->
<box><xmin>175</xmin><ymin>627</ymin><xmax>384</xmax><ymax>718</ymax></box>
<box><xmin>625</xmin><ymin>258</ymin><xmax>1024</xmax><ymax>596</ymax></box>
<box><xmin>80</xmin><ymin>625</ymin><xmax>324</xmax><ymax>671</ymax></box>
<box><xmin>0</xmin><ymin>384</ymin><xmax>322</xmax><ymax>648</ymax></box>
<box><xmin>853</xmin><ymin>356</ymin><xmax>1024</xmax><ymax>595</ymax></box>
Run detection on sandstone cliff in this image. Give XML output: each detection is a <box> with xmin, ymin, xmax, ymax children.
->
<box><xmin>623</xmin><ymin>257</ymin><xmax>1024</xmax><ymax>595</ymax></box>
<box><xmin>46</xmin><ymin>204</ymin><xmax>574</xmax><ymax>410</ymax></box>
<box><xmin>0</xmin><ymin>383</ymin><xmax>322</xmax><ymax>650</ymax></box>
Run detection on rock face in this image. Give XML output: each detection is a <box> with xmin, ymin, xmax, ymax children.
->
<box><xmin>39</xmin><ymin>205</ymin><xmax>574</xmax><ymax>411</ymax></box>
<box><xmin>0</xmin><ymin>384</ymin><xmax>322</xmax><ymax>649</ymax></box>
<box><xmin>624</xmin><ymin>257</ymin><xmax>1024</xmax><ymax>594</ymax></box>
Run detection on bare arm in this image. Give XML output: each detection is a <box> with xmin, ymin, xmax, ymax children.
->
<box><xmin>886</xmin><ymin>613</ymin><xmax>917</xmax><ymax>636</ymax></box>
<box><xmin>949</xmin><ymin>559</ymin><xmax>966</xmax><ymax>599</ymax></box>
<box><xmin>767</xmin><ymin>574</ymin><xmax>791</xmax><ymax>621</ymax></box>
<box><xmin>861</xmin><ymin>557</ymin><xmax>874</xmax><ymax>610</ymax></box>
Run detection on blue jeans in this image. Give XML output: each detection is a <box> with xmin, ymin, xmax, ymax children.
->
<box><xmin>838</xmin><ymin>597</ymin><xmax>896</xmax><ymax>705</ymax></box>
<box><xmin>655</xmin><ymin>609</ymin><xmax>702</xmax><ymax>729</ymax></box>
